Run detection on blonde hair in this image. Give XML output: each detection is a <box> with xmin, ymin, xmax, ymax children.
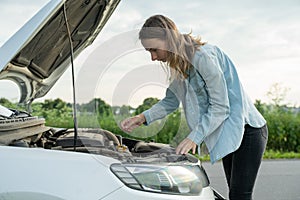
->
<box><xmin>139</xmin><ymin>15</ymin><xmax>205</xmax><ymax>80</ymax></box>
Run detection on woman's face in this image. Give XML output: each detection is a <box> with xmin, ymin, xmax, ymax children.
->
<box><xmin>141</xmin><ymin>38</ymin><xmax>168</xmax><ymax>62</ymax></box>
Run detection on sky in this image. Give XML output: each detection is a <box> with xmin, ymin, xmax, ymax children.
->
<box><xmin>0</xmin><ymin>0</ymin><xmax>300</xmax><ymax>107</ymax></box>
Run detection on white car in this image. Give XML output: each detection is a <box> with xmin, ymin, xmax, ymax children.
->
<box><xmin>0</xmin><ymin>0</ymin><xmax>224</xmax><ymax>199</ymax></box>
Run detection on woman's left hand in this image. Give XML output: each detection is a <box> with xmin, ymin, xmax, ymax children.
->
<box><xmin>175</xmin><ymin>138</ymin><xmax>197</xmax><ymax>155</ymax></box>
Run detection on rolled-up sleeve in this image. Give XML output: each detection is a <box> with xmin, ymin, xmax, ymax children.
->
<box><xmin>187</xmin><ymin>51</ymin><xmax>230</xmax><ymax>145</ymax></box>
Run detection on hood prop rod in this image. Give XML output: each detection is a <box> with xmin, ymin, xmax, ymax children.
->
<box><xmin>63</xmin><ymin>3</ymin><xmax>78</xmax><ymax>151</ymax></box>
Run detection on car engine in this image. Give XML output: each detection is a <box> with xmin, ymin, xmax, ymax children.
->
<box><xmin>0</xmin><ymin>108</ymin><xmax>198</xmax><ymax>164</ymax></box>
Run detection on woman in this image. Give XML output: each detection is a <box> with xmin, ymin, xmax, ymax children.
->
<box><xmin>120</xmin><ymin>14</ymin><xmax>268</xmax><ymax>200</ymax></box>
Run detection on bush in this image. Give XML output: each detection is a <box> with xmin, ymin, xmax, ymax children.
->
<box><xmin>263</xmin><ymin>105</ymin><xmax>300</xmax><ymax>152</ymax></box>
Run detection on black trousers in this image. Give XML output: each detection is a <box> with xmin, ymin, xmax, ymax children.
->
<box><xmin>222</xmin><ymin>124</ymin><xmax>268</xmax><ymax>200</ymax></box>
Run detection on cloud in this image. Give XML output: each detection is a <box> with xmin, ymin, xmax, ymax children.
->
<box><xmin>0</xmin><ymin>0</ymin><xmax>299</xmax><ymax>106</ymax></box>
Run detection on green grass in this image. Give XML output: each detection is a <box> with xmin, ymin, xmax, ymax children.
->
<box><xmin>195</xmin><ymin>150</ymin><xmax>300</xmax><ymax>162</ymax></box>
<box><xmin>263</xmin><ymin>150</ymin><xmax>300</xmax><ymax>159</ymax></box>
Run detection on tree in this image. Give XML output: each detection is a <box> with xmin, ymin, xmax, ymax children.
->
<box><xmin>0</xmin><ymin>98</ymin><xmax>14</xmax><ymax>108</ymax></box>
<box><xmin>42</xmin><ymin>98</ymin><xmax>70</xmax><ymax>110</ymax></box>
<box><xmin>267</xmin><ymin>82</ymin><xmax>290</xmax><ymax>106</ymax></box>
<box><xmin>134</xmin><ymin>97</ymin><xmax>160</xmax><ymax>114</ymax></box>
<box><xmin>118</xmin><ymin>105</ymin><xmax>133</xmax><ymax>116</ymax></box>
<box><xmin>78</xmin><ymin>98</ymin><xmax>111</xmax><ymax>116</ymax></box>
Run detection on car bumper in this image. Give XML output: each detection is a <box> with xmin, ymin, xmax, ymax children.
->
<box><xmin>101</xmin><ymin>185</ymin><xmax>215</xmax><ymax>200</ymax></box>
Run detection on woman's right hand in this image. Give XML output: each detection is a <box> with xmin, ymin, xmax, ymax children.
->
<box><xmin>120</xmin><ymin>114</ymin><xmax>146</xmax><ymax>133</ymax></box>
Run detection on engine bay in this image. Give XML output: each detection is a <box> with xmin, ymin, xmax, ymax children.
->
<box><xmin>0</xmin><ymin>109</ymin><xmax>198</xmax><ymax>164</ymax></box>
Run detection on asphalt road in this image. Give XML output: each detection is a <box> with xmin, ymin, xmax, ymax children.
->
<box><xmin>202</xmin><ymin>159</ymin><xmax>300</xmax><ymax>200</ymax></box>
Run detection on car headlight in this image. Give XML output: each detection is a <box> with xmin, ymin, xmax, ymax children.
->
<box><xmin>110</xmin><ymin>163</ymin><xmax>209</xmax><ymax>196</ymax></box>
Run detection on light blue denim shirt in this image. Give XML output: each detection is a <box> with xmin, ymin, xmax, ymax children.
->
<box><xmin>143</xmin><ymin>44</ymin><xmax>266</xmax><ymax>164</ymax></box>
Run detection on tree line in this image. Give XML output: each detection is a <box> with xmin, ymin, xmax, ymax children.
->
<box><xmin>0</xmin><ymin>96</ymin><xmax>299</xmax><ymax>153</ymax></box>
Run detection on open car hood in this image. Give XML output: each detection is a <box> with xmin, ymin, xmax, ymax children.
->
<box><xmin>0</xmin><ymin>0</ymin><xmax>120</xmax><ymax>105</ymax></box>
